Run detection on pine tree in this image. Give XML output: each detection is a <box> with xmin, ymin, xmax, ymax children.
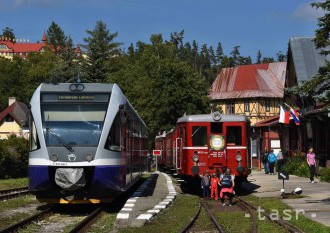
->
<box><xmin>209</xmin><ymin>46</ymin><xmax>217</xmax><ymax>65</ymax></box>
<box><xmin>230</xmin><ymin>46</ymin><xmax>241</xmax><ymax>66</ymax></box>
<box><xmin>46</xmin><ymin>21</ymin><xmax>67</xmax><ymax>54</ymax></box>
<box><xmin>2</xmin><ymin>27</ymin><xmax>15</xmax><ymax>41</ymax></box>
<box><xmin>216</xmin><ymin>42</ymin><xmax>223</xmax><ymax>64</ymax></box>
<box><xmin>83</xmin><ymin>21</ymin><xmax>122</xmax><ymax>82</ymax></box>
<box><xmin>256</xmin><ymin>50</ymin><xmax>262</xmax><ymax>64</ymax></box>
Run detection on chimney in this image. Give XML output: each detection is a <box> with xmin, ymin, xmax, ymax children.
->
<box><xmin>9</xmin><ymin>97</ymin><xmax>16</xmax><ymax>106</ymax></box>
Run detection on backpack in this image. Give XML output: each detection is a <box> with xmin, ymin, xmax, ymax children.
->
<box><xmin>202</xmin><ymin>175</ymin><xmax>210</xmax><ymax>187</ymax></box>
<box><xmin>221</xmin><ymin>175</ymin><xmax>232</xmax><ymax>188</ymax></box>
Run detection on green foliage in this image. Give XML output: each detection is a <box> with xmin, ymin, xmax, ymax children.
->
<box><xmin>0</xmin><ymin>135</ymin><xmax>29</xmax><ymax>179</ymax></box>
<box><xmin>311</xmin><ymin>0</ymin><xmax>330</xmax><ymax>56</ymax></box>
<box><xmin>320</xmin><ymin>167</ymin><xmax>330</xmax><ymax>182</ymax></box>
<box><xmin>46</xmin><ymin>21</ymin><xmax>67</xmax><ymax>54</ymax></box>
<box><xmin>283</xmin><ymin>151</ymin><xmax>309</xmax><ymax>177</ymax></box>
<box><xmin>1</xmin><ymin>27</ymin><xmax>15</xmax><ymax>41</ymax></box>
<box><xmin>109</xmin><ymin>34</ymin><xmax>210</xmax><ymax>146</ymax></box>
<box><xmin>83</xmin><ymin>20</ymin><xmax>122</xmax><ymax>83</ymax></box>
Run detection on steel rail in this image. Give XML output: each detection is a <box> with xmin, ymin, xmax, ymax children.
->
<box><xmin>69</xmin><ymin>207</ymin><xmax>104</xmax><ymax>233</ymax></box>
<box><xmin>236</xmin><ymin>198</ymin><xmax>258</xmax><ymax>233</ymax></box>
<box><xmin>0</xmin><ymin>205</ymin><xmax>53</xmax><ymax>233</ymax></box>
<box><xmin>0</xmin><ymin>187</ymin><xmax>30</xmax><ymax>201</ymax></box>
<box><xmin>201</xmin><ymin>200</ymin><xmax>227</xmax><ymax>233</ymax></box>
<box><xmin>235</xmin><ymin>196</ymin><xmax>304</xmax><ymax>233</ymax></box>
<box><xmin>179</xmin><ymin>202</ymin><xmax>202</xmax><ymax>233</ymax></box>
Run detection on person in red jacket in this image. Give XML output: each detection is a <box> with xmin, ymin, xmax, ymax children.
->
<box><xmin>210</xmin><ymin>173</ymin><xmax>220</xmax><ymax>200</ymax></box>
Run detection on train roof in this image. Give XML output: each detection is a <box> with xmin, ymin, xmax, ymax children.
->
<box><xmin>177</xmin><ymin>113</ymin><xmax>249</xmax><ymax>123</ymax></box>
<box><xmin>39</xmin><ymin>83</ymin><xmax>114</xmax><ymax>92</ymax></box>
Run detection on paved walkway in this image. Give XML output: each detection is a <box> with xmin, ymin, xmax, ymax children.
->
<box><xmin>244</xmin><ymin>170</ymin><xmax>330</xmax><ymax>227</ymax></box>
<box><xmin>114</xmin><ymin>172</ymin><xmax>177</xmax><ymax>229</ymax></box>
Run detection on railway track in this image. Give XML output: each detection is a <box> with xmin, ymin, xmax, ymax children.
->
<box><xmin>0</xmin><ymin>187</ymin><xmax>30</xmax><ymax>201</ymax></box>
<box><xmin>235</xmin><ymin>196</ymin><xmax>304</xmax><ymax>233</ymax></box>
<box><xmin>180</xmin><ymin>199</ymin><xmax>226</xmax><ymax>233</ymax></box>
<box><xmin>68</xmin><ymin>206</ymin><xmax>104</xmax><ymax>233</ymax></box>
<box><xmin>0</xmin><ymin>205</ymin><xmax>54</xmax><ymax>233</ymax></box>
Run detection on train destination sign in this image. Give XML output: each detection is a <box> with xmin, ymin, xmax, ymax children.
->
<box><xmin>58</xmin><ymin>95</ymin><xmax>95</xmax><ymax>100</ymax></box>
<box><xmin>42</xmin><ymin>93</ymin><xmax>110</xmax><ymax>102</ymax></box>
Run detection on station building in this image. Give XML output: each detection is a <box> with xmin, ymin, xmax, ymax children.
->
<box><xmin>209</xmin><ymin>62</ymin><xmax>287</xmax><ymax>167</ymax></box>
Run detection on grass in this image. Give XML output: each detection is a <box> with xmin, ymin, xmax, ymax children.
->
<box><xmin>241</xmin><ymin>195</ymin><xmax>330</xmax><ymax>233</ymax></box>
<box><xmin>0</xmin><ymin>177</ymin><xmax>28</xmax><ymax>190</ymax></box>
<box><xmin>117</xmin><ymin>194</ymin><xmax>200</xmax><ymax>233</ymax></box>
<box><xmin>0</xmin><ymin>195</ymin><xmax>40</xmax><ymax>230</ymax></box>
<box><xmin>84</xmin><ymin>212</ymin><xmax>117</xmax><ymax>233</ymax></box>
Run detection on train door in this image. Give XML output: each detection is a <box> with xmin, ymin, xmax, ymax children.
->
<box><xmin>125</xmin><ymin>118</ymin><xmax>133</xmax><ymax>186</ymax></box>
<box><xmin>208</xmin><ymin>122</ymin><xmax>226</xmax><ymax>170</ymax></box>
<box><xmin>175</xmin><ymin>127</ymin><xmax>183</xmax><ymax>173</ymax></box>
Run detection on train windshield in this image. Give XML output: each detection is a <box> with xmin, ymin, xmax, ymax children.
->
<box><xmin>41</xmin><ymin>104</ymin><xmax>107</xmax><ymax>147</ymax></box>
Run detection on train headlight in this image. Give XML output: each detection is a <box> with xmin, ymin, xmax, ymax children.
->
<box><xmin>192</xmin><ymin>151</ymin><xmax>199</xmax><ymax>162</ymax></box>
<box><xmin>51</xmin><ymin>153</ymin><xmax>58</xmax><ymax>162</ymax></box>
<box><xmin>236</xmin><ymin>154</ymin><xmax>242</xmax><ymax>162</ymax></box>
<box><xmin>86</xmin><ymin>154</ymin><xmax>93</xmax><ymax>162</ymax></box>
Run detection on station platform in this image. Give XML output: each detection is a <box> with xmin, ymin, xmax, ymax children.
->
<box><xmin>115</xmin><ymin>172</ymin><xmax>177</xmax><ymax>228</ymax></box>
<box><xmin>243</xmin><ymin>170</ymin><xmax>330</xmax><ymax>227</ymax></box>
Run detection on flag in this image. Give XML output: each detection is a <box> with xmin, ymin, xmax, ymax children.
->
<box><xmin>285</xmin><ymin>103</ymin><xmax>300</xmax><ymax>125</ymax></box>
<box><xmin>279</xmin><ymin>105</ymin><xmax>290</xmax><ymax>124</ymax></box>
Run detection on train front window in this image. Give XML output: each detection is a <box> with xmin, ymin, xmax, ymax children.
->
<box><xmin>192</xmin><ymin>126</ymin><xmax>207</xmax><ymax>146</ymax></box>
<box><xmin>42</xmin><ymin>104</ymin><xmax>107</xmax><ymax>147</ymax></box>
<box><xmin>226</xmin><ymin>126</ymin><xmax>242</xmax><ymax>146</ymax></box>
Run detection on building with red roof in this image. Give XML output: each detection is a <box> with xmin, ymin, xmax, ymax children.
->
<box><xmin>210</xmin><ymin>62</ymin><xmax>286</xmax><ymax>125</ymax></box>
<box><xmin>0</xmin><ymin>33</ymin><xmax>83</xmax><ymax>59</ymax></box>
<box><xmin>0</xmin><ymin>97</ymin><xmax>29</xmax><ymax>139</ymax></box>
<box><xmin>210</xmin><ymin>62</ymin><xmax>287</xmax><ymax>167</ymax></box>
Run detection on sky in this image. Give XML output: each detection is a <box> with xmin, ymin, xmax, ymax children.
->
<box><xmin>0</xmin><ymin>0</ymin><xmax>325</xmax><ymax>61</ymax></box>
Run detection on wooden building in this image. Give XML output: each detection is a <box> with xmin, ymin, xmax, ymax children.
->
<box><xmin>209</xmin><ymin>62</ymin><xmax>287</xmax><ymax>168</ymax></box>
<box><xmin>284</xmin><ymin>37</ymin><xmax>330</xmax><ymax>168</ymax></box>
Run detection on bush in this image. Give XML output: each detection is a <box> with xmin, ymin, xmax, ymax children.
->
<box><xmin>0</xmin><ymin>135</ymin><xmax>29</xmax><ymax>179</ymax></box>
<box><xmin>320</xmin><ymin>168</ymin><xmax>330</xmax><ymax>182</ymax></box>
<box><xmin>283</xmin><ymin>151</ymin><xmax>309</xmax><ymax>178</ymax></box>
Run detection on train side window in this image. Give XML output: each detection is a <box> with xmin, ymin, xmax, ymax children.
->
<box><xmin>29</xmin><ymin>115</ymin><xmax>40</xmax><ymax>151</ymax></box>
<box><xmin>226</xmin><ymin>126</ymin><xmax>242</xmax><ymax>145</ymax></box>
<box><xmin>211</xmin><ymin>122</ymin><xmax>222</xmax><ymax>133</ymax></box>
<box><xmin>192</xmin><ymin>126</ymin><xmax>207</xmax><ymax>146</ymax></box>
<box><xmin>105</xmin><ymin>113</ymin><xmax>121</xmax><ymax>151</ymax></box>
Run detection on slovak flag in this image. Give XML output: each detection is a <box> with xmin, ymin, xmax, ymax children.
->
<box><xmin>279</xmin><ymin>105</ymin><xmax>290</xmax><ymax>124</ymax></box>
<box><xmin>285</xmin><ymin>103</ymin><xmax>300</xmax><ymax>125</ymax></box>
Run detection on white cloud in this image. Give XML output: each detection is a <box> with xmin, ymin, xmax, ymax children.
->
<box><xmin>0</xmin><ymin>0</ymin><xmax>63</xmax><ymax>9</ymax></box>
<box><xmin>293</xmin><ymin>2</ymin><xmax>325</xmax><ymax>22</ymax></box>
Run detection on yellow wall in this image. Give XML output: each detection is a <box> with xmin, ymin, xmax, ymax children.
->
<box><xmin>215</xmin><ymin>98</ymin><xmax>281</xmax><ymax>125</ymax></box>
<box><xmin>0</xmin><ymin>122</ymin><xmax>22</xmax><ymax>139</ymax></box>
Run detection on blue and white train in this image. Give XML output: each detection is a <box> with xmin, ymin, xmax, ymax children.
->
<box><xmin>29</xmin><ymin>83</ymin><xmax>148</xmax><ymax>204</ymax></box>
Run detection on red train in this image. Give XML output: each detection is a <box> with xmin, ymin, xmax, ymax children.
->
<box><xmin>155</xmin><ymin>112</ymin><xmax>251</xmax><ymax>183</ymax></box>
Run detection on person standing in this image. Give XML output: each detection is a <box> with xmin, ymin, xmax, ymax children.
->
<box><xmin>210</xmin><ymin>173</ymin><xmax>220</xmax><ymax>200</ymax></box>
<box><xmin>267</xmin><ymin>150</ymin><xmax>277</xmax><ymax>175</ymax></box>
<box><xmin>277</xmin><ymin>150</ymin><xmax>284</xmax><ymax>172</ymax></box>
<box><xmin>307</xmin><ymin>148</ymin><xmax>316</xmax><ymax>183</ymax></box>
<box><xmin>261</xmin><ymin>150</ymin><xmax>269</xmax><ymax>174</ymax></box>
<box><xmin>219</xmin><ymin>169</ymin><xmax>235</xmax><ymax>206</ymax></box>
<box><xmin>201</xmin><ymin>171</ymin><xmax>211</xmax><ymax>199</ymax></box>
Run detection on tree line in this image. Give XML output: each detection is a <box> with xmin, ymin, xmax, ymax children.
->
<box><xmin>0</xmin><ymin>0</ymin><xmax>328</xmax><ymax>144</ymax></box>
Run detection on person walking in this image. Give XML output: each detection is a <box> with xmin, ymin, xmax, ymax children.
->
<box><xmin>219</xmin><ymin>169</ymin><xmax>235</xmax><ymax>206</ymax></box>
<box><xmin>201</xmin><ymin>170</ymin><xmax>211</xmax><ymax>198</ymax></box>
<box><xmin>307</xmin><ymin>148</ymin><xmax>316</xmax><ymax>183</ymax></box>
<box><xmin>277</xmin><ymin>150</ymin><xmax>284</xmax><ymax>172</ymax></box>
<box><xmin>210</xmin><ymin>173</ymin><xmax>220</xmax><ymax>200</ymax></box>
<box><xmin>261</xmin><ymin>150</ymin><xmax>269</xmax><ymax>174</ymax></box>
<box><xmin>267</xmin><ymin>150</ymin><xmax>277</xmax><ymax>175</ymax></box>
